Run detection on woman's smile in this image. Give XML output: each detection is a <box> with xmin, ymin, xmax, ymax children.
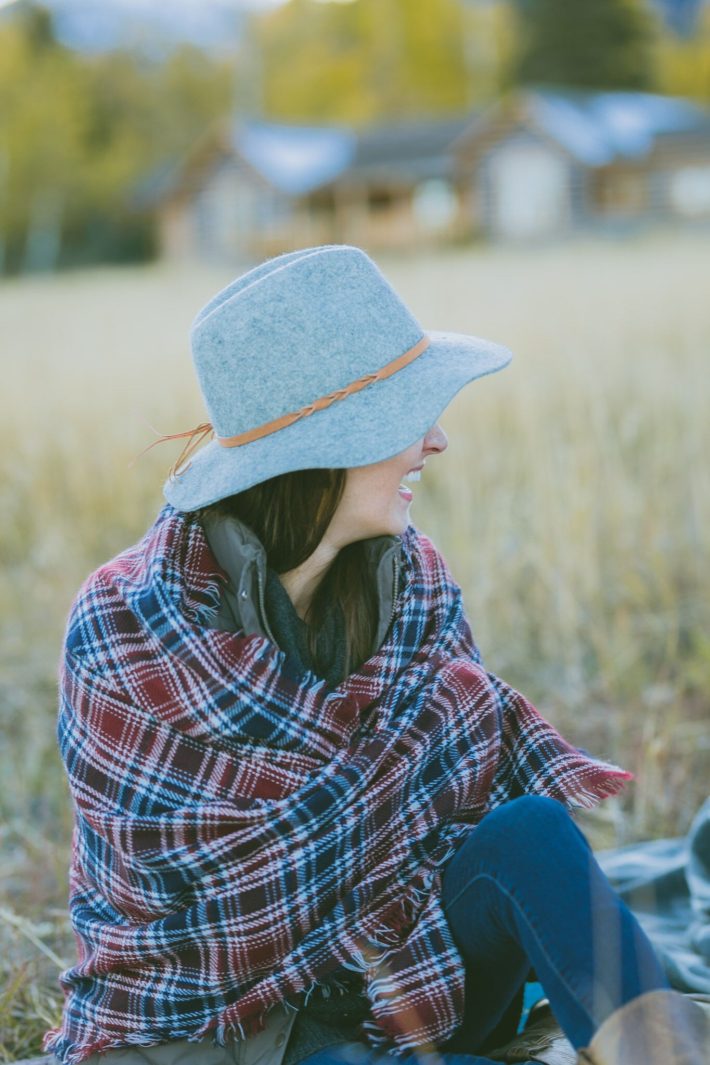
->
<box><xmin>397</xmin><ymin>465</ymin><xmax>424</xmax><ymax>503</ymax></box>
<box><xmin>306</xmin><ymin>424</ymin><xmax>448</xmax><ymax>548</ymax></box>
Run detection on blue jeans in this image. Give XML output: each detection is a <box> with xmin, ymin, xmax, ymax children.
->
<box><xmin>299</xmin><ymin>795</ymin><xmax>670</xmax><ymax>1065</ymax></box>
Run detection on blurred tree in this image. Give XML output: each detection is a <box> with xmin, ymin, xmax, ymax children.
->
<box><xmin>0</xmin><ymin>5</ymin><xmax>90</xmax><ymax>271</ymax></box>
<box><xmin>650</xmin><ymin>0</ymin><xmax>705</xmax><ymax>38</ymax></box>
<box><xmin>0</xmin><ymin>4</ymin><xmax>232</xmax><ymax>273</ymax></box>
<box><xmin>510</xmin><ymin>0</ymin><xmax>657</xmax><ymax>90</ymax></box>
<box><xmin>257</xmin><ymin>0</ymin><xmax>470</xmax><ymax>122</ymax></box>
<box><xmin>20</xmin><ymin>2</ymin><xmax>54</xmax><ymax>50</ymax></box>
<box><xmin>460</xmin><ymin>1</ymin><xmax>521</xmax><ymax>101</ymax></box>
<box><xmin>70</xmin><ymin>46</ymin><xmax>232</xmax><ymax>267</ymax></box>
<box><xmin>653</xmin><ymin>3</ymin><xmax>710</xmax><ymax>98</ymax></box>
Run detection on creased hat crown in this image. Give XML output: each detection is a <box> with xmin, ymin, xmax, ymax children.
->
<box><xmin>191</xmin><ymin>245</ymin><xmax>424</xmax><ymax>440</ymax></box>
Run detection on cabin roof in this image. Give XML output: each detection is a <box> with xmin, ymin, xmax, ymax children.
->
<box><xmin>231</xmin><ymin>120</ymin><xmax>356</xmax><ymax>195</ymax></box>
<box><xmin>508</xmin><ymin>88</ymin><xmax>710</xmax><ymax>165</ymax></box>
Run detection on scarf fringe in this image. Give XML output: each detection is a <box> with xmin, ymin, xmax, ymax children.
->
<box><xmin>45</xmin><ymin>994</ymin><xmax>301</xmax><ymax>1064</ymax></box>
<box><xmin>302</xmin><ymin>973</ymin><xmax>355</xmax><ymax>1002</ymax></box>
<box><xmin>564</xmin><ymin>765</ymin><xmax>633</xmax><ymax>809</ymax></box>
<box><xmin>359</xmin><ymin>1017</ymin><xmax>445</xmax><ymax>1062</ymax></box>
<box><xmin>43</xmin><ymin>1027</ymin><xmax>231</xmax><ymax>1065</ymax></box>
<box><xmin>337</xmin><ymin>833</ymin><xmax>465</xmax><ymax>986</ymax></box>
<box><xmin>302</xmin><ymin>973</ymin><xmax>345</xmax><ymax>1005</ymax></box>
<box><xmin>192</xmin><ymin>971</ymin><xmax>359</xmax><ymax>1049</ymax></box>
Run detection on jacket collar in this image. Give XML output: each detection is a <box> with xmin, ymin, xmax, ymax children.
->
<box><xmin>199</xmin><ymin>510</ymin><xmax>404</xmax><ymax>656</ymax></box>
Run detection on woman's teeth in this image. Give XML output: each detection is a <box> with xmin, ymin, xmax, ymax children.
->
<box><xmin>398</xmin><ymin>469</ymin><xmax>420</xmax><ymax>501</ymax></box>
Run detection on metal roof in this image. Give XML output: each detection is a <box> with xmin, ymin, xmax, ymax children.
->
<box><xmin>232</xmin><ymin>120</ymin><xmax>356</xmax><ymax>195</ymax></box>
<box><xmin>231</xmin><ymin>115</ymin><xmax>474</xmax><ymax>190</ymax></box>
<box><xmin>344</xmin><ymin>114</ymin><xmax>472</xmax><ymax>182</ymax></box>
<box><xmin>527</xmin><ymin>88</ymin><xmax>710</xmax><ymax>165</ymax></box>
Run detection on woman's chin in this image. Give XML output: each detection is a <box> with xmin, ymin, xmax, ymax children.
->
<box><xmin>389</xmin><ymin>499</ymin><xmax>412</xmax><ymax>534</ymax></box>
<box><xmin>340</xmin><ymin>497</ymin><xmax>412</xmax><ymax>543</ymax></box>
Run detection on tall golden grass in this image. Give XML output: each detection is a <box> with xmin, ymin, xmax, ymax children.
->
<box><xmin>0</xmin><ymin>231</ymin><xmax>708</xmax><ymax>1057</ymax></box>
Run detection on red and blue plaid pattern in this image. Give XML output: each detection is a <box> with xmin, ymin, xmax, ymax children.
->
<box><xmin>45</xmin><ymin>504</ymin><xmax>632</xmax><ymax>1063</ymax></box>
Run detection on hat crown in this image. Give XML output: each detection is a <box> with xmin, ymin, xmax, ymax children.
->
<box><xmin>191</xmin><ymin>246</ymin><xmax>424</xmax><ymax>440</ymax></box>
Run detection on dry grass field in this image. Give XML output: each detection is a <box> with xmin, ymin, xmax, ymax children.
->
<box><xmin>1</xmin><ymin>229</ymin><xmax>708</xmax><ymax>1058</ymax></box>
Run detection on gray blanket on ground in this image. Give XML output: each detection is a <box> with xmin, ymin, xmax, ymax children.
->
<box><xmin>596</xmin><ymin>796</ymin><xmax>710</xmax><ymax>994</ymax></box>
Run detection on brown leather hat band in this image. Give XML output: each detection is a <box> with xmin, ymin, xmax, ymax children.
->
<box><xmin>141</xmin><ymin>334</ymin><xmax>430</xmax><ymax>480</ymax></box>
<box><xmin>218</xmin><ymin>334</ymin><xmax>430</xmax><ymax>448</ymax></box>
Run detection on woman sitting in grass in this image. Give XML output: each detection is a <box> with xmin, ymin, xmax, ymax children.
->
<box><xmin>45</xmin><ymin>246</ymin><xmax>708</xmax><ymax>1065</ymax></box>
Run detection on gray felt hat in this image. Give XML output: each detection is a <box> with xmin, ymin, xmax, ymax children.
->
<box><xmin>161</xmin><ymin>244</ymin><xmax>513</xmax><ymax>512</ymax></box>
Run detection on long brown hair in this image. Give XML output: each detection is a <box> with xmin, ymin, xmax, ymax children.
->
<box><xmin>193</xmin><ymin>468</ymin><xmax>379</xmax><ymax>680</ymax></box>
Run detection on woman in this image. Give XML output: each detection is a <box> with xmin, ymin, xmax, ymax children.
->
<box><xmin>45</xmin><ymin>246</ymin><xmax>707</xmax><ymax>1065</ymax></box>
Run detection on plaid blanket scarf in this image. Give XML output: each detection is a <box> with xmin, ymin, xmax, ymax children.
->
<box><xmin>45</xmin><ymin>503</ymin><xmax>632</xmax><ymax>1064</ymax></box>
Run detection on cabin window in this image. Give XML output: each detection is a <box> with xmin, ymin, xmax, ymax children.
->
<box><xmin>412</xmin><ymin>179</ymin><xmax>457</xmax><ymax>231</ymax></box>
<box><xmin>368</xmin><ymin>188</ymin><xmax>396</xmax><ymax>211</ymax></box>
<box><xmin>668</xmin><ymin>165</ymin><xmax>710</xmax><ymax>217</ymax></box>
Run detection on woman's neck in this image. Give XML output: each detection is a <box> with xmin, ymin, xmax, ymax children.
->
<box><xmin>278</xmin><ymin>539</ymin><xmax>340</xmax><ymax>621</ymax></box>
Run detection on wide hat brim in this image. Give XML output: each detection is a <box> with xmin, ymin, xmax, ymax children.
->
<box><xmin>163</xmin><ymin>329</ymin><xmax>512</xmax><ymax>512</ymax></box>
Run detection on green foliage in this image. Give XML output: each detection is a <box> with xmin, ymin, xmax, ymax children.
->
<box><xmin>510</xmin><ymin>0</ymin><xmax>658</xmax><ymax>90</ymax></box>
<box><xmin>257</xmin><ymin>0</ymin><xmax>471</xmax><ymax>122</ymax></box>
<box><xmin>654</xmin><ymin>4</ymin><xmax>710</xmax><ymax>100</ymax></box>
<box><xmin>0</xmin><ymin>9</ymin><xmax>89</xmax><ymax>272</ymax></box>
<box><xmin>0</xmin><ymin>4</ymin><xmax>232</xmax><ymax>274</ymax></box>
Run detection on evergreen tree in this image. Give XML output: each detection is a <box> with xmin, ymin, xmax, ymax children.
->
<box><xmin>511</xmin><ymin>0</ymin><xmax>658</xmax><ymax>90</ymax></box>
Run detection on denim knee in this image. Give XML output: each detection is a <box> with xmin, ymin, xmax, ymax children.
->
<box><xmin>464</xmin><ymin>795</ymin><xmax>577</xmax><ymax>864</ymax></box>
<box><xmin>489</xmin><ymin>792</ymin><xmax>570</xmax><ymax>839</ymax></box>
